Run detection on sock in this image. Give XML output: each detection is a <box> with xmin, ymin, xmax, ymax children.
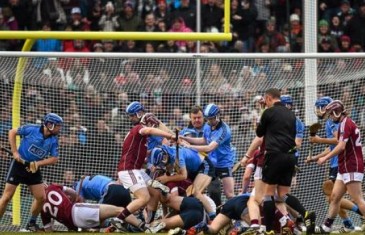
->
<box><xmin>274</xmin><ymin>209</ymin><xmax>288</xmax><ymax>227</ymax></box>
<box><xmin>351</xmin><ymin>205</ymin><xmax>363</xmax><ymax>216</ymax></box>
<box><xmin>342</xmin><ymin>218</ymin><xmax>354</xmax><ymax>229</ymax></box>
<box><xmin>138</xmin><ymin>221</ymin><xmax>146</xmax><ymax>231</ymax></box>
<box><xmin>117</xmin><ymin>208</ymin><xmax>131</xmax><ymax>221</ymax></box>
<box><xmin>29</xmin><ymin>215</ymin><xmax>37</xmax><ymax>224</ymax></box>
<box><xmin>263</xmin><ymin>195</ymin><xmax>276</xmax><ymax>231</ymax></box>
<box><xmin>146</xmin><ymin>210</ymin><xmax>156</xmax><ymax>223</ymax></box>
<box><xmin>250</xmin><ymin>219</ymin><xmax>259</xmax><ymax>227</ymax></box>
<box><xmin>324</xmin><ymin>218</ymin><xmax>335</xmax><ymax>228</ymax></box>
<box><xmin>208</xmin><ymin>212</ymin><xmax>216</xmax><ymax>220</ymax></box>
<box><xmin>283</xmin><ymin>194</ymin><xmax>306</xmax><ymax>217</ymax></box>
<box><xmin>103</xmin><ymin>219</ymin><xmax>111</xmax><ymax>227</ymax></box>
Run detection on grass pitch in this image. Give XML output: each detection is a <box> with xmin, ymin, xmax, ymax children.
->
<box><xmin>0</xmin><ymin>233</ymin><xmax>364</xmax><ymax>235</ymax></box>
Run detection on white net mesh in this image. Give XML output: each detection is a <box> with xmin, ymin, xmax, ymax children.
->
<box><xmin>0</xmin><ymin>53</ymin><xmax>365</xmax><ymax>231</ymax></box>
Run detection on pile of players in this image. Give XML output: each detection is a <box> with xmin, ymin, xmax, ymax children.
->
<box><xmin>11</xmin><ymin>94</ymin><xmax>365</xmax><ymax>235</ymax></box>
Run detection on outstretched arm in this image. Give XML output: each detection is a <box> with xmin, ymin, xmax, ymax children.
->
<box><xmin>182</xmin><ymin>140</ymin><xmax>218</xmax><ymax>153</ymax></box>
<box><xmin>318</xmin><ymin>141</ymin><xmax>345</xmax><ymax>165</ymax></box>
<box><xmin>140</xmin><ymin>127</ymin><xmax>175</xmax><ymax>140</ymax></box>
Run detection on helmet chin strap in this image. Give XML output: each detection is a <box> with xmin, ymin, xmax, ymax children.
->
<box><xmin>333</xmin><ymin>111</ymin><xmax>342</xmax><ymax>119</ymax></box>
<box><xmin>45</xmin><ymin>123</ymin><xmax>57</xmax><ymax>135</ymax></box>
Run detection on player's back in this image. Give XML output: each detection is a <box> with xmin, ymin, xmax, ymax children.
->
<box><xmin>77</xmin><ymin>175</ymin><xmax>112</xmax><ymax>201</ymax></box>
<box><xmin>118</xmin><ymin>124</ymin><xmax>147</xmax><ymax>171</ymax></box>
<box><xmin>41</xmin><ymin>184</ymin><xmax>77</xmax><ymax>231</ymax></box>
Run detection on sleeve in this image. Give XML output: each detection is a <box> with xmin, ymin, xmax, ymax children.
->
<box><xmin>256</xmin><ymin>109</ymin><xmax>269</xmax><ymax>137</ymax></box>
<box><xmin>17</xmin><ymin>125</ymin><xmax>32</xmax><ymax>136</ymax></box>
<box><xmin>295</xmin><ymin>119</ymin><xmax>304</xmax><ymax>139</ymax></box>
<box><xmin>339</xmin><ymin>120</ymin><xmax>351</xmax><ymax>142</ymax></box>
<box><xmin>50</xmin><ymin>140</ymin><xmax>59</xmax><ymax>157</ymax></box>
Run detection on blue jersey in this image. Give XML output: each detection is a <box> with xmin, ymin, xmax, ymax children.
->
<box><xmin>148</xmin><ymin>135</ymin><xmax>164</xmax><ymax>151</ymax></box>
<box><xmin>203</xmin><ymin>121</ymin><xmax>234</xmax><ymax>168</ymax></box>
<box><xmin>74</xmin><ymin>175</ymin><xmax>112</xmax><ymax>203</ymax></box>
<box><xmin>295</xmin><ymin>117</ymin><xmax>305</xmax><ymax>158</ymax></box>
<box><xmin>162</xmin><ymin>145</ymin><xmax>202</xmax><ymax>174</ymax></box>
<box><xmin>17</xmin><ymin>124</ymin><xmax>59</xmax><ymax>162</ymax></box>
<box><xmin>178</xmin><ymin>148</ymin><xmax>202</xmax><ymax>174</ymax></box>
<box><xmin>325</xmin><ymin>119</ymin><xmax>339</xmax><ymax>168</ymax></box>
<box><xmin>146</xmin><ymin>135</ymin><xmax>164</xmax><ymax>169</ymax></box>
<box><xmin>180</xmin><ymin>123</ymin><xmax>207</xmax><ymax>138</ymax></box>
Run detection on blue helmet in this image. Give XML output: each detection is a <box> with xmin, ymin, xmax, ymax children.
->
<box><xmin>126</xmin><ymin>101</ymin><xmax>144</xmax><ymax>115</ymax></box>
<box><xmin>280</xmin><ymin>95</ymin><xmax>293</xmax><ymax>106</ymax></box>
<box><xmin>43</xmin><ymin>113</ymin><xmax>63</xmax><ymax>125</ymax></box>
<box><xmin>151</xmin><ymin>147</ymin><xmax>165</xmax><ymax>166</ymax></box>
<box><xmin>315</xmin><ymin>96</ymin><xmax>333</xmax><ymax>108</ymax></box>
<box><xmin>203</xmin><ymin>104</ymin><xmax>220</xmax><ymax>118</ymax></box>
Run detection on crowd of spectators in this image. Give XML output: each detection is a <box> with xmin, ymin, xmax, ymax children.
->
<box><xmin>0</xmin><ymin>0</ymin><xmax>365</xmax><ymax>53</ymax></box>
<box><xmin>1</xmin><ymin>0</ymin><xmax>365</xmax><ymax>189</ymax></box>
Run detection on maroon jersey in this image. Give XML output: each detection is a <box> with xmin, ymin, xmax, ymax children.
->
<box><xmin>41</xmin><ymin>184</ymin><xmax>77</xmax><ymax>231</ymax></box>
<box><xmin>338</xmin><ymin>117</ymin><xmax>364</xmax><ymax>174</ymax></box>
<box><xmin>118</xmin><ymin>124</ymin><xmax>147</xmax><ymax>171</ymax></box>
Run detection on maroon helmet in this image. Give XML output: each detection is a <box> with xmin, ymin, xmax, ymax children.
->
<box><xmin>325</xmin><ymin>100</ymin><xmax>345</xmax><ymax>117</ymax></box>
<box><xmin>140</xmin><ymin>113</ymin><xmax>160</xmax><ymax>127</ymax></box>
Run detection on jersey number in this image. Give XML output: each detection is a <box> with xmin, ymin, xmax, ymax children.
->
<box><xmin>43</xmin><ymin>191</ymin><xmax>63</xmax><ymax>217</ymax></box>
<box><xmin>355</xmin><ymin>128</ymin><xmax>362</xmax><ymax>147</ymax></box>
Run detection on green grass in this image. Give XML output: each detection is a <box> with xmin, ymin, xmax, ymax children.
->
<box><xmin>0</xmin><ymin>233</ymin><xmax>364</xmax><ymax>235</ymax></box>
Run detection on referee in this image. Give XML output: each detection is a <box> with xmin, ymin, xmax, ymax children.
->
<box><xmin>255</xmin><ymin>88</ymin><xmax>315</xmax><ymax>234</ymax></box>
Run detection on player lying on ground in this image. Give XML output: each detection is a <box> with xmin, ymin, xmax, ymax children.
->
<box><xmin>306</xmin><ymin>96</ymin><xmax>365</xmax><ymax>232</ymax></box>
<box><xmin>73</xmin><ymin>174</ymin><xmax>131</xmax><ymax>207</ymax></box>
<box><xmin>144</xmin><ymin>192</ymin><xmax>206</xmax><ymax>234</ymax></box>
<box><xmin>40</xmin><ymin>183</ymin><xmax>145</xmax><ymax>232</ymax></box>
<box><xmin>150</xmin><ymin>144</ymin><xmax>216</xmax><ymax>218</ymax></box>
<box><xmin>187</xmin><ymin>193</ymin><xmax>252</xmax><ymax>235</ymax></box>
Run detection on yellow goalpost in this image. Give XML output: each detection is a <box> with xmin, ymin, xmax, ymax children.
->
<box><xmin>0</xmin><ymin>0</ymin><xmax>232</xmax><ymax>226</ymax></box>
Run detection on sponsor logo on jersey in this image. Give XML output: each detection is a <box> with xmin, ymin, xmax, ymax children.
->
<box><xmin>28</xmin><ymin>144</ymin><xmax>46</xmax><ymax>158</ymax></box>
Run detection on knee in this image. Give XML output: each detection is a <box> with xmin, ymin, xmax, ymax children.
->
<box><xmin>140</xmin><ymin>193</ymin><xmax>151</xmax><ymax>204</ymax></box>
<box><xmin>224</xmin><ymin>188</ymin><xmax>234</xmax><ymax>199</ymax></box>
<box><xmin>329</xmin><ymin>194</ymin><xmax>341</xmax><ymax>204</ymax></box>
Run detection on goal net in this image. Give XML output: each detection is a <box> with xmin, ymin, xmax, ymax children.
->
<box><xmin>0</xmin><ymin>52</ymin><xmax>364</xmax><ymax>231</ymax></box>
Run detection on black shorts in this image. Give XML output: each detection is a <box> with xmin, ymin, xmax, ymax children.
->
<box><xmin>262</xmin><ymin>152</ymin><xmax>296</xmax><ymax>186</ymax></box>
<box><xmin>215</xmin><ymin>167</ymin><xmax>233</xmax><ymax>179</ymax></box>
<box><xmin>179</xmin><ymin>197</ymin><xmax>204</xmax><ymax>229</ymax></box>
<box><xmin>6</xmin><ymin>160</ymin><xmax>43</xmax><ymax>186</ymax></box>
<box><xmin>101</xmin><ymin>184</ymin><xmax>131</xmax><ymax>207</ymax></box>
<box><xmin>189</xmin><ymin>158</ymin><xmax>215</xmax><ymax>180</ymax></box>
<box><xmin>220</xmin><ymin>195</ymin><xmax>249</xmax><ymax>220</ymax></box>
<box><xmin>328</xmin><ymin>167</ymin><xmax>338</xmax><ymax>182</ymax></box>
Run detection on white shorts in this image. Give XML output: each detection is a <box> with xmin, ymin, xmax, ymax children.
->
<box><xmin>254</xmin><ymin>166</ymin><xmax>263</xmax><ymax>180</ymax></box>
<box><xmin>336</xmin><ymin>172</ymin><xmax>364</xmax><ymax>184</ymax></box>
<box><xmin>118</xmin><ymin>169</ymin><xmax>151</xmax><ymax>193</ymax></box>
<box><xmin>72</xmin><ymin>203</ymin><xmax>100</xmax><ymax>229</ymax></box>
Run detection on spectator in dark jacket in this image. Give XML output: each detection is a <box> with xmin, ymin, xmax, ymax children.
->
<box><xmin>201</xmin><ymin>0</ymin><xmax>223</xmax><ymax>33</ymax></box>
<box><xmin>345</xmin><ymin>1</ymin><xmax>365</xmax><ymax>49</ymax></box>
